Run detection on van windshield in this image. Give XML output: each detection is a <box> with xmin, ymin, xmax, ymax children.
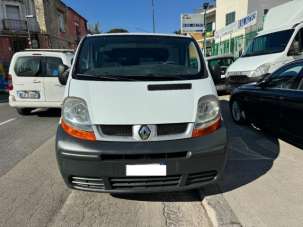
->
<box><xmin>243</xmin><ymin>29</ymin><xmax>294</xmax><ymax>57</ymax></box>
<box><xmin>74</xmin><ymin>35</ymin><xmax>204</xmax><ymax>81</ymax></box>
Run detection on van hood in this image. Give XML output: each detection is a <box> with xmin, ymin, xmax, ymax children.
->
<box><xmin>69</xmin><ymin>78</ymin><xmax>215</xmax><ymax>125</ymax></box>
<box><xmin>227</xmin><ymin>53</ymin><xmax>283</xmax><ymax>72</ymax></box>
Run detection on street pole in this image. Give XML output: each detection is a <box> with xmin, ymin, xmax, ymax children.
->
<box><xmin>203</xmin><ymin>2</ymin><xmax>209</xmax><ymax>56</ymax></box>
<box><xmin>152</xmin><ymin>0</ymin><xmax>156</xmax><ymax>33</ymax></box>
<box><xmin>26</xmin><ymin>19</ymin><xmax>32</xmax><ymax>48</ymax></box>
<box><xmin>25</xmin><ymin>15</ymin><xmax>34</xmax><ymax>49</ymax></box>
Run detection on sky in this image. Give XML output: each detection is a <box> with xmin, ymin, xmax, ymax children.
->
<box><xmin>63</xmin><ymin>0</ymin><xmax>213</xmax><ymax>33</ymax></box>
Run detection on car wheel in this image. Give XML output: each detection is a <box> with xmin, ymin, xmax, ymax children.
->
<box><xmin>16</xmin><ymin>108</ymin><xmax>33</xmax><ymax>115</ymax></box>
<box><xmin>230</xmin><ymin>99</ymin><xmax>246</xmax><ymax>124</ymax></box>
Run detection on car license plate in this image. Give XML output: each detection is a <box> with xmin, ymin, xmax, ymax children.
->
<box><xmin>221</xmin><ymin>74</ymin><xmax>226</xmax><ymax>78</ymax></box>
<box><xmin>126</xmin><ymin>164</ymin><xmax>167</xmax><ymax>176</ymax></box>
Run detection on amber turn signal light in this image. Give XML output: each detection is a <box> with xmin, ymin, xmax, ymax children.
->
<box><xmin>192</xmin><ymin>117</ymin><xmax>221</xmax><ymax>138</ymax></box>
<box><xmin>61</xmin><ymin>119</ymin><xmax>96</xmax><ymax>141</ymax></box>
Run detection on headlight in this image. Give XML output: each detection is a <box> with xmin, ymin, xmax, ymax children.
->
<box><xmin>61</xmin><ymin>97</ymin><xmax>96</xmax><ymax>141</ymax></box>
<box><xmin>192</xmin><ymin>95</ymin><xmax>221</xmax><ymax>138</ymax></box>
<box><xmin>250</xmin><ymin>64</ymin><xmax>271</xmax><ymax>78</ymax></box>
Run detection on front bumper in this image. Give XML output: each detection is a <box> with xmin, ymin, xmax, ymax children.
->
<box><xmin>226</xmin><ymin>75</ymin><xmax>263</xmax><ymax>92</ymax></box>
<box><xmin>56</xmin><ymin>125</ymin><xmax>228</xmax><ymax>193</ymax></box>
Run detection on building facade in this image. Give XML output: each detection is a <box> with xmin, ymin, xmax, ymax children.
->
<box><xmin>34</xmin><ymin>0</ymin><xmax>87</xmax><ymax>49</ymax></box>
<box><xmin>0</xmin><ymin>0</ymin><xmax>40</xmax><ymax>64</ymax></box>
<box><xmin>213</xmin><ymin>0</ymin><xmax>293</xmax><ymax>57</ymax></box>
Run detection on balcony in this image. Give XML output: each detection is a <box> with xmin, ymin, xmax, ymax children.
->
<box><xmin>2</xmin><ymin>19</ymin><xmax>40</xmax><ymax>33</ymax></box>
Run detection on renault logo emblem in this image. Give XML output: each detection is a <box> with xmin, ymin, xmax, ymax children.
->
<box><xmin>139</xmin><ymin>125</ymin><xmax>151</xmax><ymax>140</ymax></box>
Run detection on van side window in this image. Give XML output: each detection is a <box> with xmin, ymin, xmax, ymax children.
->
<box><xmin>46</xmin><ymin>57</ymin><xmax>63</xmax><ymax>77</ymax></box>
<box><xmin>293</xmin><ymin>28</ymin><xmax>303</xmax><ymax>53</ymax></box>
<box><xmin>14</xmin><ymin>57</ymin><xmax>42</xmax><ymax>77</ymax></box>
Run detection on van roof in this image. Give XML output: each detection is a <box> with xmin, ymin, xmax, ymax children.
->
<box><xmin>262</xmin><ymin>0</ymin><xmax>303</xmax><ymax>33</ymax></box>
<box><xmin>24</xmin><ymin>49</ymin><xmax>74</xmax><ymax>53</ymax></box>
<box><xmin>87</xmin><ymin>33</ymin><xmax>190</xmax><ymax>39</ymax></box>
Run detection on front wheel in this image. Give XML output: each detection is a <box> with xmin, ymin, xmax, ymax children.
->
<box><xmin>16</xmin><ymin>108</ymin><xmax>33</xmax><ymax>115</ymax></box>
<box><xmin>230</xmin><ymin>99</ymin><xmax>246</xmax><ymax>124</ymax></box>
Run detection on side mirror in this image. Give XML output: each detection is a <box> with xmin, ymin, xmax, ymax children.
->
<box><xmin>58</xmin><ymin>64</ymin><xmax>69</xmax><ymax>85</ymax></box>
<box><xmin>288</xmin><ymin>41</ymin><xmax>301</xmax><ymax>56</ymax></box>
<box><xmin>257</xmin><ymin>73</ymin><xmax>271</xmax><ymax>88</ymax></box>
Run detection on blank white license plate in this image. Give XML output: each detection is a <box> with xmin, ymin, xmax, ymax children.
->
<box><xmin>126</xmin><ymin>164</ymin><xmax>167</xmax><ymax>176</ymax></box>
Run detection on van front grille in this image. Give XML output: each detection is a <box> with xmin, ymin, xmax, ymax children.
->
<box><xmin>109</xmin><ymin>175</ymin><xmax>181</xmax><ymax>189</ymax></box>
<box><xmin>157</xmin><ymin>123</ymin><xmax>188</xmax><ymax>136</ymax></box>
<box><xmin>100</xmin><ymin>125</ymin><xmax>132</xmax><ymax>137</ymax></box>
<box><xmin>98</xmin><ymin>123</ymin><xmax>188</xmax><ymax>138</ymax></box>
<box><xmin>100</xmin><ymin>151</ymin><xmax>188</xmax><ymax>161</ymax></box>
<box><xmin>228</xmin><ymin>75</ymin><xmax>250</xmax><ymax>84</ymax></box>
<box><xmin>187</xmin><ymin>171</ymin><xmax>217</xmax><ymax>185</ymax></box>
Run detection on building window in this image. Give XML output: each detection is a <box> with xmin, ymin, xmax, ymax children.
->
<box><xmin>226</xmin><ymin>11</ymin><xmax>236</xmax><ymax>26</ymax></box>
<box><xmin>206</xmin><ymin>22</ymin><xmax>213</xmax><ymax>32</ymax></box>
<box><xmin>58</xmin><ymin>11</ymin><xmax>65</xmax><ymax>32</ymax></box>
<box><xmin>6</xmin><ymin>5</ymin><xmax>21</xmax><ymax>20</ymax></box>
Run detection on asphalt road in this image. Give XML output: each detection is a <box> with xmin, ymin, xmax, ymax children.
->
<box><xmin>1</xmin><ymin>97</ymin><xmax>303</xmax><ymax>227</ymax></box>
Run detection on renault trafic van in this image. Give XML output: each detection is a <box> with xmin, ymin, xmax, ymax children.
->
<box><xmin>226</xmin><ymin>0</ymin><xmax>303</xmax><ymax>90</ymax></box>
<box><xmin>9</xmin><ymin>49</ymin><xmax>74</xmax><ymax>115</ymax></box>
<box><xmin>56</xmin><ymin>33</ymin><xmax>227</xmax><ymax>193</ymax></box>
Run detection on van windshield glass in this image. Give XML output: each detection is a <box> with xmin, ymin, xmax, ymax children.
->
<box><xmin>243</xmin><ymin>29</ymin><xmax>294</xmax><ymax>57</ymax></box>
<box><xmin>75</xmin><ymin>35</ymin><xmax>203</xmax><ymax>81</ymax></box>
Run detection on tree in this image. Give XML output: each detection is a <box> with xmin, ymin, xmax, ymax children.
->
<box><xmin>107</xmin><ymin>28</ymin><xmax>128</xmax><ymax>33</ymax></box>
<box><xmin>174</xmin><ymin>29</ymin><xmax>182</xmax><ymax>35</ymax></box>
<box><xmin>88</xmin><ymin>22</ymin><xmax>101</xmax><ymax>34</ymax></box>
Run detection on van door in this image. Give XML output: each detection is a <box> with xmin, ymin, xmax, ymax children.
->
<box><xmin>43</xmin><ymin>57</ymin><xmax>65</xmax><ymax>103</ymax></box>
<box><xmin>13</xmin><ymin>56</ymin><xmax>45</xmax><ymax>102</ymax></box>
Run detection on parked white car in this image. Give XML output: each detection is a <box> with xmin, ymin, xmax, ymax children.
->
<box><xmin>55</xmin><ymin>33</ymin><xmax>228</xmax><ymax>193</ymax></box>
<box><xmin>8</xmin><ymin>49</ymin><xmax>74</xmax><ymax>115</ymax></box>
<box><xmin>226</xmin><ymin>0</ymin><xmax>303</xmax><ymax>91</ymax></box>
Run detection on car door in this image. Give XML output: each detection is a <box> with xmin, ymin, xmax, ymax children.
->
<box><xmin>43</xmin><ymin>57</ymin><xmax>66</xmax><ymax>103</ymax></box>
<box><xmin>13</xmin><ymin>56</ymin><xmax>45</xmax><ymax>102</ymax></box>
<box><xmin>243</xmin><ymin>85</ymin><xmax>281</xmax><ymax>131</ymax></box>
<box><xmin>264</xmin><ymin>62</ymin><xmax>303</xmax><ymax>139</ymax></box>
<box><xmin>278</xmin><ymin>64</ymin><xmax>303</xmax><ymax>146</ymax></box>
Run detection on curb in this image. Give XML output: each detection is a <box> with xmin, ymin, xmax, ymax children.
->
<box><xmin>199</xmin><ymin>184</ymin><xmax>242</xmax><ymax>227</ymax></box>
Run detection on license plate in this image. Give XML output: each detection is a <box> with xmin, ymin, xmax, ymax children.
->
<box><xmin>126</xmin><ymin>164</ymin><xmax>167</xmax><ymax>176</ymax></box>
<box><xmin>221</xmin><ymin>74</ymin><xmax>226</xmax><ymax>78</ymax></box>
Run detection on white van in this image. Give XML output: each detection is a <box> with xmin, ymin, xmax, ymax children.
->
<box><xmin>55</xmin><ymin>33</ymin><xmax>228</xmax><ymax>193</ymax></box>
<box><xmin>226</xmin><ymin>0</ymin><xmax>303</xmax><ymax>89</ymax></box>
<box><xmin>8</xmin><ymin>49</ymin><xmax>74</xmax><ymax>115</ymax></box>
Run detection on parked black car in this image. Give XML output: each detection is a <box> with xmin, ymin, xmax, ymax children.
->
<box><xmin>230</xmin><ymin>60</ymin><xmax>303</xmax><ymax>148</ymax></box>
<box><xmin>206</xmin><ymin>55</ymin><xmax>234</xmax><ymax>93</ymax></box>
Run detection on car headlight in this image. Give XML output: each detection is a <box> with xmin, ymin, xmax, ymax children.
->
<box><xmin>61</xmin><ymin>97</ymin><xmax>96</xmax><ymax>141</ymax></box>
<box><xmin>192</xmin><ymin>95</ymin><xmax>221</xmax><ymax>138</ymax></box>
<box><xmin>250</xmin><ymin>64</ymin><xmax>271</xmax><ymax>78</ymax></box>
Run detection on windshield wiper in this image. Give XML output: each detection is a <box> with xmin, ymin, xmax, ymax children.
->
<box><xmin>75</xmin><ymin>73</ymin><xmax>136</xmax><ymax>81</ymax></box>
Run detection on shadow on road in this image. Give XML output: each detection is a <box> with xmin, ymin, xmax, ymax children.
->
<box><xmin>112</xmin><ymin>190</ymin><xmax>202</xmax><ymax>202</ymax></box>
<box><xmin>31</xmin><ymin>108</ymin><xmax>61</xmax><ymax>117</ymax></box>
<box><xmin>205</xmin><ymin>100</ymin><xmax>280</xmax><ymax>195</ymax></box>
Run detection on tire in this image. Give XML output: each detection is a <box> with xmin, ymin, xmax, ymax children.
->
<box><xmin>16</xmin><ymin>108</ymin><xmax>33</xmax><ymax>115</ymax></box>
<box><xmin>230</xmin><ymin>99</ymin><xmax>246</xmax><ymax>124</ymax></box>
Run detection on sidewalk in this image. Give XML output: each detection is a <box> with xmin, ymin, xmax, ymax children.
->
<box><xmin>205</xmin><ymin>98</ymin><xmax>303</xmax><ymax>227</ymax></box>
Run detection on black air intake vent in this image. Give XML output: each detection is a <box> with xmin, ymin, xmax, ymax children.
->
<box><xmin>148</xmin><ymin>83</ymin><xmax>192</xmax><ymax>91</ymax></box>
<box><xmin>71</xmin><ymin>176</ymin><xmax>105</xmax><ymax>191</ymax></box>
<box><xmin>187</xmin><ymin>171</ymin><xmax>217</xmax><ymax>185</ymax></box>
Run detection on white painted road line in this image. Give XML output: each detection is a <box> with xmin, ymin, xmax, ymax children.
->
<box><xmin>0</xmin><ymin>118</ymin><xmax>17</xmax><ymax>127</ymax></box>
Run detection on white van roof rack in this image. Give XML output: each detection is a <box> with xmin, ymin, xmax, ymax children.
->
<box><xmin>24</xmin><ymin>49</ymin><xmax>74</xmax><ymax>53</ymax></box>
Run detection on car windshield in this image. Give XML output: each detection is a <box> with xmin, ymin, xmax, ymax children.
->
<box><xmin>208</xmin><ymin>57</ymin><xmax>234</xmax><ymax>69</ymax></box>
<box><xmin>75</xmin><ymin>35</ymin><xmax>203</xmax><ymax>81</ymax></box>
<box><xmin>243</xmin><ymin>29</ymin><xmax>294</xmax><ymax>57</ymax></box>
